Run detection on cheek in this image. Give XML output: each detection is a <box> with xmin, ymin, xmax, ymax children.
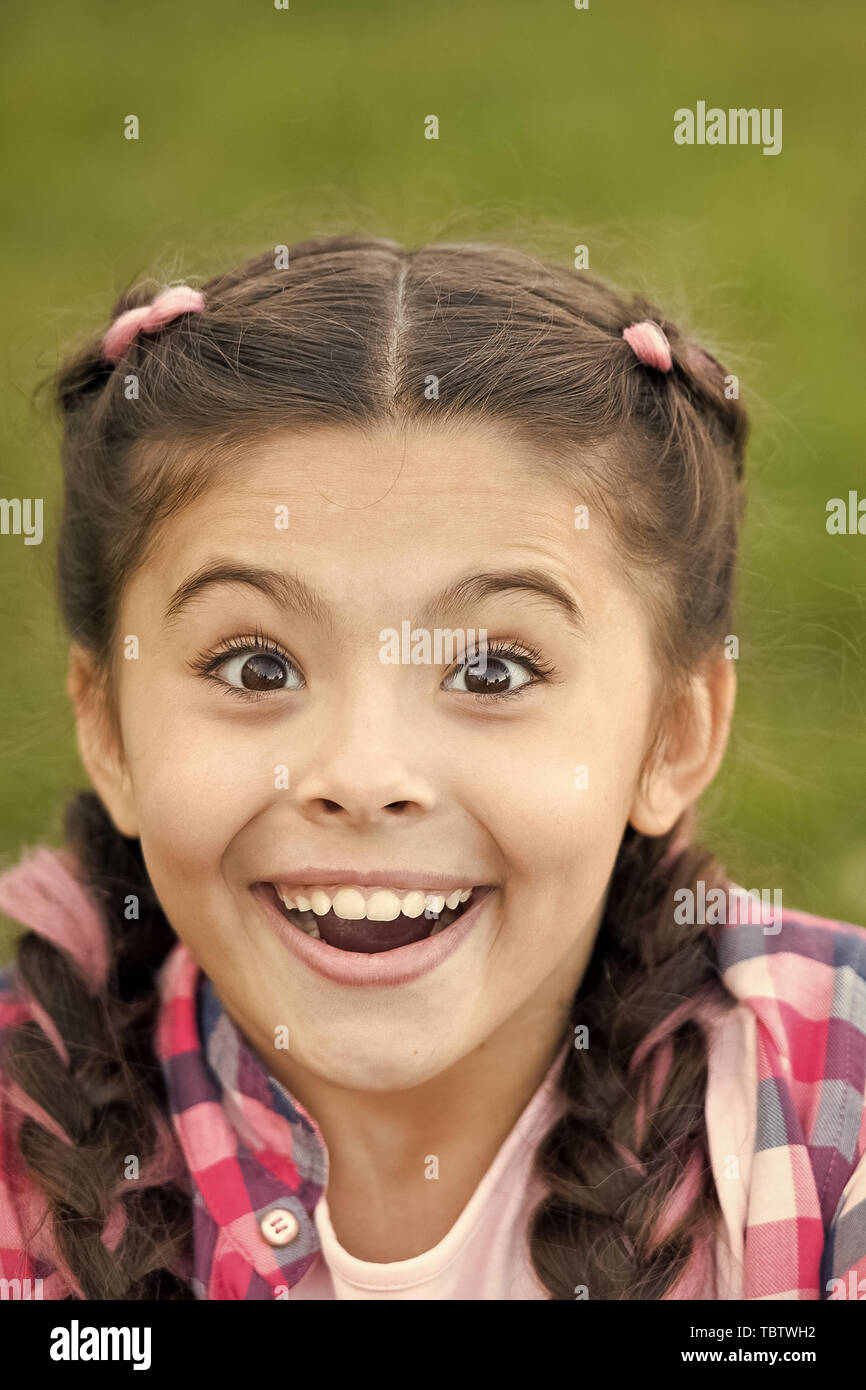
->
<box><xmin>120</xmin><ymin>697</ymin><xmax>274</xmax><ymax>890</ymax></box>
<box><xmin>466</xmin><ymin>688</ymin><xmax>649</xmax><ymax>889</ymax></box>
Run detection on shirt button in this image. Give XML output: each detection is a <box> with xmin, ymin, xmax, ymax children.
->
<box><xmin>260</xmin><ymin>1208</ymin><xmax>300</xmax><ymax>1247</ymax></box>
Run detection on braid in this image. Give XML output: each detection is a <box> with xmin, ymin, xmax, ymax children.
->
<box><xmin>528</xmin><ymin>822</ymin><xmax>735</xmax><ymax>1300</ymax></box>
<box><xmin>4</xmin><ymin>792</ymin><xmax>194</xmax><ymax>1299</ymax></box>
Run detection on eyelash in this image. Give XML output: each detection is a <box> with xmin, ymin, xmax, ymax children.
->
<box><xmin>188</xmin><ymin>630</ymin><xmax>557</xmax><ymax>704</ymax></box>
<box><xmin>444</xmin><ymin>639</ymin><xmax>556</xmax><ymax>703</ymax></box>
<box><xmin>188</xmin><ymin>628</ymin><xmax>303</xmax><ymax>703</ymax></box>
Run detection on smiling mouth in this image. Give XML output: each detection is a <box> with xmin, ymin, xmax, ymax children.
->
<box><xmin>267</xmin><ymin>883</ymin><xmax>486</xmax><ymax>954</ymax></box>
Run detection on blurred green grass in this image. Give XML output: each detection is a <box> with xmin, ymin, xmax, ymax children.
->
<box><xmin>1</xmin><ymin>0</ymin><xmax>864</xmax><ymax>962</ymax></box>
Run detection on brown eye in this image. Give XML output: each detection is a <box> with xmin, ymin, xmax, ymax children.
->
<box><xmin>214</xmin><ymin>649</ymin><xmax>302</xmax><ymax>693</ymax></box>
<box><xmin>445</xmin><ymin>653</ymin><xmax>532</xmax><ymax>697</ymax></box>
<box><xmin>240</xmin><ymin>654</ymin><xmax>287</xmax><ymax>690</ymax></box>
<box><xmin>463</xmin><ymin>657</ymin><xmax>511</xmax><ymax>694</ymax></box>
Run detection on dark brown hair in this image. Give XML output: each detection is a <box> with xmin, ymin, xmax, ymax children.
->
<box><xmin>4</xmin><ymin>235</ymin><xmax>748</xmax><ymax>1298</ymax></box>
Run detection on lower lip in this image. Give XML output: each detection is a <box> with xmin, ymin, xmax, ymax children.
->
<box><xmin>253</xmin><ymin>883</ymin><xmax>494</xmax><ymax>987</ymax></box>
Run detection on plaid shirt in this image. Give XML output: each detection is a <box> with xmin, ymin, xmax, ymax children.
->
<box><xmin>0</xmin><ymin>846</ymin><xmax>865</xmax><ymax>1300</ymax></box>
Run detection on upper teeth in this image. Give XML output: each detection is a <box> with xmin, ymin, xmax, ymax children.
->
<box><xmin>275</xmin><ymin>885</ymin><xmax>473</xmax><ymax>921</ymax></box>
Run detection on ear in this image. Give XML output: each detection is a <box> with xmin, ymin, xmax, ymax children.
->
<box><xmin>628</xmin><ymin>656</ymin><xmax>736</xmax><ymax>837</ymax></box>
<box><xmin>66</xmin><ymin>643</ymin><xmax>139</xmax><ymax>838</ymax></box>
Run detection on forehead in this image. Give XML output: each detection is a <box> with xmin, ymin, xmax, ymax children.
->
<box><xmin>128</xmin><ymin>421</ymin><xmax>629</xmax><ymax>626</ymax></box>
<box><xmin>162</xmin><ymin>419</ymin><xmax>569</xmax><ymax>522</ymax></box>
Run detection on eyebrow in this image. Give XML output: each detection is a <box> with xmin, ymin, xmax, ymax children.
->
<box><xmin>418</xmin><ymin>569</ymin><xmax>586</xmax><ymax>637</ymax></box>
<box><xmin>163</xmin><ymin>560</ymin><xmax>586</xmax><ymax>637</ymax></box>
<box><xmin>163</xmin><ymin>562</ymin><xmax>336</xmax><ymax>633</ymax></box>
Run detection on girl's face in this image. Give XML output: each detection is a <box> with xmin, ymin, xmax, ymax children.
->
<box><xmin>78</xmin><ymin>420</ymin><xmax>714</xmax><ymax>1092</ymax></box>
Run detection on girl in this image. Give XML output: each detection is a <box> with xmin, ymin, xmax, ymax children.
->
<box><xmin>0</xmin><ymin>235</ymin><xmax>864</xmax><ymax>1301</ymax></box>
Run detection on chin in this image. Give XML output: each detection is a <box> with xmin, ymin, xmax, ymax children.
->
<box><xmin>298</xmin><ymin>1034</ymin><xmax>456</xmax><ymax>1093</ymax></box>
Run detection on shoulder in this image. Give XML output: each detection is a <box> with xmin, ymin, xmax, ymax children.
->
<box><xmin>707</xmin><ymin>896</ymin><xmax>866</xmax><ymax>1296</ymax></box>
<box><xmin>0</xmin><ymin>958</ymin><xmax>33</xmax><ymax>1056</ymax></box>
<box><xmin>0</xmin><ymin>958</ymin><xmax>75</xmax><ymax>1299</ymax></box>
<box><xmin>713</xmin><ymin>891</ymin><xmax>866</xmax><ymax>1184</ymax></box>
<box><xmin>713</xmin><ymin>892</ymin><xmax>866</xmax><ymax>1052</ymax></box>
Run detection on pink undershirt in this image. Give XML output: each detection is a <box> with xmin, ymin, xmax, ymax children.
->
<box><xmin>289</xmin><ymin>1004</ymin><xmax>756</xmax><ymax>1300</ymax></box>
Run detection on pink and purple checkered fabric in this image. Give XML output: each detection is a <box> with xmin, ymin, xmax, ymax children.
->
<box><xmin>0</xmin><ymin>847</ymin><xmax>864</xmax><ymax>1299</ymax></box>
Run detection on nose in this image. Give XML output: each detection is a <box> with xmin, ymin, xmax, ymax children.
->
<box><xmin>289</xmin><ymin>694</ymin><xmax>437</xmax><ymax>830</ymax></box>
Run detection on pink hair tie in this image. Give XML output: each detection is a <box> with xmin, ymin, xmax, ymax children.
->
<box><xmin>102</xmin><ymin>284</ymin><xmax>205</xmax><ymax>362</ymax></box>
<box><xmin>622</xmin><ymin>320</ymin><xmax>673</xmax><ymax>372</ymax></box>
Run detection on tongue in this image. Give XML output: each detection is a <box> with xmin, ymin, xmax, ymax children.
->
<box><xmin>316</xmin><ymin>908</ymin><xmax>435</xmax><ymax>954</ymax></box>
